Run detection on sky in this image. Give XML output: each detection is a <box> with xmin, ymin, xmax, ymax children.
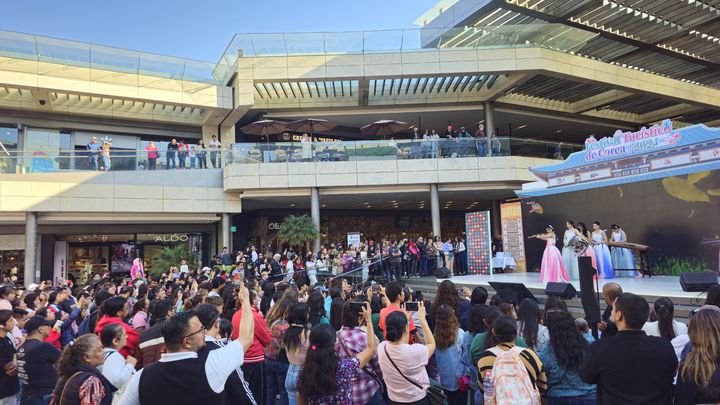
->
<box><xmin>2</xmin><ymin>0</ymin><xmax>439</xmax><ymax>62</ymax></box>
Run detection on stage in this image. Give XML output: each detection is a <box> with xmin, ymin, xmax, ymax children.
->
<box><xmin>443</xmin><ymin>272</ymin><xmax>707</xmax><ymax>305</ymax></box>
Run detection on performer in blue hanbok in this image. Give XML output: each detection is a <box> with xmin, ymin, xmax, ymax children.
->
<box><xmin>610</xmin><ymin>224</ymin><xmax>636</xmax><ymax>276</ymax></box>
<box><xmin>592</xmin><ymin>221</ymin><xmax>614</xmax><ymax>279</ymax></box>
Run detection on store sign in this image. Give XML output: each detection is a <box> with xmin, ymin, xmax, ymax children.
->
<box><xmin>584</xmin><ymin>119</ymin><xmax>680</xmax><ymax>162</ymax></box>
<box><xmin>153</xmin><ymin>234</ymin><xmax>189</xmax><ymax>242</ymax></box>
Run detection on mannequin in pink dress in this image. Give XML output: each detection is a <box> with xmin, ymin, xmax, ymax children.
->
<box><xmin>532</xmin><ymin>225</ymin><xmax>570</xmax><ymax>283</ymax></box>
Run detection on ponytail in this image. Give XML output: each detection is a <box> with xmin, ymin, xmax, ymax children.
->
<box><xmin>654</xmin><ymin>297</ymin><xmax>676</xmax><ymax>341</ymax></box>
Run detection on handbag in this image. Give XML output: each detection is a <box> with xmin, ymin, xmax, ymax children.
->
<box><xmin>383</xmin><ymin>346</ymin><xmax>447</xmax><ymax>405</ymax></box>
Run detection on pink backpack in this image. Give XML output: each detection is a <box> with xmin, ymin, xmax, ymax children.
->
<box><xmin>487</xmin><ymin>346</ymin><xmax>541</xmax><ymax>405</ymax></box>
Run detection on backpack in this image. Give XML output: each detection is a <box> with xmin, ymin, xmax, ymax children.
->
<box><xmin>76</xmin><ymin>309</ymin><xmax>99</xmax><ymax>336</ymax></box>
<box><xmin>487</xmin><ymin>346</ymin><xmax>541</xmax><ymax>405</ymax></box>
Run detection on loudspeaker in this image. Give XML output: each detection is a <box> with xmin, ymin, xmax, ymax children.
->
<box><xmin>545</xmin><ymin>282</ymin><xmax>577</xmax><ymax>300</ymax></box>
<box><xmin>578</xmin><ymin>256</ymin><xmax>601</xmax><ymax>324</ymax></box>
<box><xmin>680</xmin><ymin>272</ymin><xmax>718</xmax><ymax>292</ymax></box>
<box><xmin>434</xmin><ymin>266</ymin><xmax>451</xmax><ymax>279</ymax></box>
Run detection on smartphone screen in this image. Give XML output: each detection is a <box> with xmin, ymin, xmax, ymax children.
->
<box><xmin>404</xmin><ymin>302</ymin><xmax>419</xmax><ymax>312</ymax></box>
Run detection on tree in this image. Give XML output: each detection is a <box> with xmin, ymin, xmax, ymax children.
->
<box><xmin>149</xmin><ymin>244</ymin><xmax>195</xmax><ymax>277</ymax></box>
<box><xmin>277</xmin><ymin>214</ymin><xmax>319</xmax><ymax>252</ymax></box>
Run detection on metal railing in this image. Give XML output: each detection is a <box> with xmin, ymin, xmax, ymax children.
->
<box><xmin>0</xmin><ymin>137</ymin><xmax>580</xmax><ymax>174</ymax></box>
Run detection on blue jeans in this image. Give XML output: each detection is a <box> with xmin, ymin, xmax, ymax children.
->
<box><xmin>178</xmin><ymin>153</ymin><xmax>186</xmax><ymax>168</ymax></box>
<box><xmin>166</xmin><ymin>151</ymin><xmax>176</xmax><ymax>168</ymax></box>
<box><xmin>285</xmin><ymin>363</ymin><xmax>301</xmax><ymax>405</ymax></box>
<box><xmin>548</xmin><ymin>394</ymin><xmax>597</xmax><ymax>405</ymax></box>
<box><xmin>266</xmin><ymin>357</ymin><xmax>288</xmax><ymax>405</ymax></box>
<box><xmin>189</xmin><ymin>156</ymin><xmax>196</xmax><ymax>168</ymax></box>
<box><xmin>88</xmin><ymin>154</ymin><xmax>98</xmax><ymax>170</ymax></box>
<box><xmin>102</xmin><ymin>155</ymin><xmax>111</xmax><ymax>171</ymax></box>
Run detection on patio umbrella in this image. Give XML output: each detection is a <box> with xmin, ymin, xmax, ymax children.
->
<box><xmin>240</xmin><ymin>119</ymin><xmax>287</xmax><ymax>145</ymax></box>
<box><xmin>285</xmin><ymin>118</ymin><xmax>336</xmax><ymax>138</ymax></box>
<box><xmin>361</xmin><ymin>119</ymin><xmax>410</xmax><ymax>140</ymax></box>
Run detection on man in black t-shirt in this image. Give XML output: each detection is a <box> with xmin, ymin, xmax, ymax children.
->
<box><xmin>17</xmin><ymin>316</ymin><xmax>61</xmax><ymax>405</ymax></box>
<box><xmin>0</xmin><ymin>310</ymin><xmax>19</xmax><ymax>404</ymax></box>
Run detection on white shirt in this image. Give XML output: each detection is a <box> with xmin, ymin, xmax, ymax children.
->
<box><xmin>642</xmin><ymin>319</ymin><xmax>688</xmax><ymax>338</ymax></box>
<box><xmin>209</xmin><ymin>139</ymin><xmax>221</xmax><ymax>150</ymax></box>
<box><xmin>117</xmin><ymin>339</ymin><xmax>245</xmax><ymax>405</ymax></box>
<box><xmin>98</xmin><ymin>348</ymin><xmax>135</xmax><ymax>390</ymax></box>
<box><xmin>251</xmin><ymin>251</ymin><xmax>258</xmax><ymax>262</ymax></box>
<box><xmin>180</xmin><ymin>264</ymin><xmax>189</xmax><ymax>273</ymax></box>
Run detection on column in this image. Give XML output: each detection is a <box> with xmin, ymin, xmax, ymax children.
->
<box><xmin>490</xmin><ymin>199</ymin><xmax>501</xmax><ymax>237</ymax></box>
<box><xmin>24</xmin><ymin>212</ymin><xmax>37</xmax><ymax>287</ymax></box>
<box><xmin>221</xmin><ymin>214</ymin><xmax>231</xmax><ymax>252</ymax></box>
<box><xmin>430</xmin><ymin>184</ymin><xmax>441</xmax><ymax>238</ymax></box>
<box><xmin>311</xmin><ymin>187</ymin><xmax>321</xmax><ymax>252</ymax></box>
<box><xmin>484</xmin><ymin>101</ymin><xmax>495</xmax><ymax>157</ymax></box>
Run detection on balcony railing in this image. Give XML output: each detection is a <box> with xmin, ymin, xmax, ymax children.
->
<box><xmin>0</xmin><ymin>138</ymin><xmax>582</xmax><ymax>174</ymax></box>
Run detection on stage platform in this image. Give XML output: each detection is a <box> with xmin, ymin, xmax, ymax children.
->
<box><xmin>447</xmin><ymin>273</ymin><xmax>706</xmax><ymax>303</ymax></box>
<box><xmin>403</xmin><ymin>273</ymin><xmax>709</xmax><ymax>321</ymax></box>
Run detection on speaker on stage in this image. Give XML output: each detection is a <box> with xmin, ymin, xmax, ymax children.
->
<box><xmin>545</xmin><ymin>282</ymin><xmax>577</xmax><ymax>300</ymax></box>
<box><xmin>680</xmin><ymin>272</ymin><xmax>718</xmax><ymax>292</ymax></box>
<box><xmin>578</xmin><ymin>257</ymin><xmax>601</xmax><ymax>324</ymax></box>
<box><xmin>434</xmin><ymin>266</ymin><xmax>451</xmax><ymax>279</ymax></box>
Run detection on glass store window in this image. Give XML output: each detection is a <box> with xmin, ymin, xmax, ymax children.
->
<box><xmin>0</xmin><ymin>126</ymin><xmax>19</xmax><ymax>174</ymax></box>
<box><xmin>24</xmin><ymin>128</ymin><xmax>72</xmax><ymax>172</ymax></box>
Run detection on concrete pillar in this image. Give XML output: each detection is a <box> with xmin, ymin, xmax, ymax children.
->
<box><xmin>221</xmin><ymin>214</ymin><xmax>231</xmax><ymax>252</ymax></box>
<box><xmin>24</xmin><ymin>212</ymin><xmax>37</xmax><ymax>287</ymax></box>
<box><xmin>484</xmin><ymin>101</ymin><xmax>495</xmax><ymax>157</ymax></box>
<box><xmin>490</xmin><ymin>199</ymin><xmax>502</xmax><ymax>237</ymax></box>
<box><xmin>311</xmin><ymin>187</ymin><xmax>321</xmax><ymax>252</ymax></box>
<box><xmin>430</xmin><ymin>184</ymin><xmax>441</xmax><ymax>238</ymax></box>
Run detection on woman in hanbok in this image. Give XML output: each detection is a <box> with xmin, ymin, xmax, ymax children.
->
<box><xmin>592</xmin><ymin>222</ymin><xmax>614</xmax><ymax>279</ymax></box>
<box><xmin>610</xmin><ymin>224</ymin><xmax>636</xmax><ymax>276</ymax></box>
<box><xmin>562</xmin><ymin>220</ymin><xmax>581</xmax><ymax>280</ymax></box>
<box><xmin>577</xmin><ymin>222</ymin><xmax>597</xmax><ymax>270</ymax></box>
<box><xmin>533</xmin><ymin>225</ymin><xmax>570</xmax><ymax>283</ymax></box>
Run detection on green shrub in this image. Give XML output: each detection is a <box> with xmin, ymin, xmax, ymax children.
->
<box><xmin>653</xmin><ymin>256</ymin><xmax>710</xmax><ymax>276</ymax></box>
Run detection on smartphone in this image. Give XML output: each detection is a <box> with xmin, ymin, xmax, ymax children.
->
<box><xmin>349</xmin><ymin>301</ymin><xmax>365</xmax><ymax>312</ymax></box>
<box><xmin>372</xmin><ymin>285</ymin><xmax>382</xmax><ymax>293</ymax></box>
<box><xmin>457</xmin><ymin>288</ymin><xmax>465</xmax><ymax>296</ymax></box>
<box><xmin>404</xmin><ymin>302</ymin><xmax>419</xmax><ymax>312</ymax></box>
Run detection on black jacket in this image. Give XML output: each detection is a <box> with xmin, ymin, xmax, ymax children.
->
<box><xmin>579</xmin><ymin>330</ymin><xmax>677</xmax><ymax>405</ymax></box>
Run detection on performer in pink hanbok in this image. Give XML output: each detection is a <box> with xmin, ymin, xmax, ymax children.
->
<box><xmin>532</xmin><ymin>225</ymin><xmax>570</xmax><ymax>283</ymax></box>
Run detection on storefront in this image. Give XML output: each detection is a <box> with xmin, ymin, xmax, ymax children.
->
<box><xmin>57</xmin><ymin>232</ymin><xmax>209</xmax><ymax>285</ymax></box>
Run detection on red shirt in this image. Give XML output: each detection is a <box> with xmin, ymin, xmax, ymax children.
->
<box><xmin>95</xmin><ymin>315</ymin><xmax>139</xmax><ymax>358</ymax></box>
<box><xmin>379</xmin><ymin>305</ymin><xmax>416</xmax><ymax>342</ymax></box>
<box><xmin>231</xmin><ymin>306</ymin><xmax>271</xmax><ymax>363</ymax></box>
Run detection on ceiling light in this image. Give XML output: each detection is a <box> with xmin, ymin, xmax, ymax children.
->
<box><xmin>366</xmin><ymin>205</ymin><xmax>372</xmax><ymax>208</ymax></box>
<box><xmin>555</xmin><ymin>130</ymin><xmax>563</xmax><ymax>133</ymax></box>
<box><xmin>321</xmin><ymin>204</ymin><xmax>326</xmax><ymax>208</ymax></box>
<box><xmin>516</xmin><ymin>124</ymin><xmax>527</xmax><ymax>129</ymax></box>
<box><xmin>289</xmin><ymin>203</ymin><xmax>295</xmax><ymax>207</ymax></box>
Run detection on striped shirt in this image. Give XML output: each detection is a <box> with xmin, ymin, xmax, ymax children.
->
<box><xmin>476</xmin><ymin>342</ymin><xmax>547</xmax><ymax>394</ymax></box>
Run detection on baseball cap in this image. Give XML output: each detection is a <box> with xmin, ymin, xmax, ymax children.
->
<box><xmin>24</xmin><ymin>316</ymin><xmax>53</xmax><ymax>334</ymax></box>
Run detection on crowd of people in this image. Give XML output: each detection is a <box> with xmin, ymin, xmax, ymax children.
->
<box><xmin>0</xmin><ymin>245</ymin><xmax>718</xmax><ymax>405</ymax></box>
<box><xmin>205</xmin><ymin>237</ymin><xmax>468</xmax><ymax>287</ymax></box>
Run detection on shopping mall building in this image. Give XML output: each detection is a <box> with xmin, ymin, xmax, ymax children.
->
<box><xmin>1</xmin><ymin>0</ymin><xmax>719</xmax><ymax>285</ymax></box>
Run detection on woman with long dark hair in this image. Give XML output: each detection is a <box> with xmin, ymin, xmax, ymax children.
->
<box><xmin>51</xmin><ymin>334</ymin><xmax>116</xmax><ymax>405</ymax></box>
<box><xmin>378</xmin><ymin>302</ymin><xmax>436</xmax><ymax>405</ymax></box>
<box><xmin>476</xmin><ymin>315</ymin><xmax>547</xmax><ymax>398</ymax></box>
<box><xmin>297</xmin><ymin>303</ymin><xmax>377</xmax><ymax>405</ymax></box>
<box><xmin>517</xmin><ymin>298</ymin><xmax>549</xmax><ymax>352</ymax></box>
<box><xmin>329</xmin><ymin>297</ymin><xmax>345</xmax><ymax>331</ymax></box>
<box><xmin>433</xmin><ymin>279</ymin><xmax>470</xmax><ymax>330</ymax></box>
<box><xmin>260</xmin><ymin>283</ymin><xmax>276</xmax><ymax>316</ymax></box>
<box><xmin>471</xmin><ymin>306</ymin><xmax>528</xmax><ymax>369</ymax></box>
<box><xmin>336</xmin><ymin>300</ymin><xmax>384</xmax><ymax>405</ymax></box>
<box><xmin>265</xmin><ymin>291</ymin><xmax>297</xmax><ymax>405</ymax></box>
<box><xmin>306</xmin><ymin>291</ymin><xmax>328</xmax><ymax>326</ymax></box>
<box><xmin>538</xmin><ymin>310</ymin><xmax>595</xmax><ymax>404</ymax></box>
<box><xmin>434</xmin><ymin>304</ymin><xmax>470</xmax><ymax>405</ymax></box>
<box><xmin>284</xmin><ymin>303</ymin><xmax>309</xmax><ymax>405</ymax></box>
<box><xmin>677</xmin><ymin>307</ymin><xmax>720</xmax><ymax>404</ymax></box>
<box><xmin>642</xmin><ymin>297</ymin><xmax>687</xmax><ymax>340</ymax></box>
